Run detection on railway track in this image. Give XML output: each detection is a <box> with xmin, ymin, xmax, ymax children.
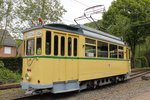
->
<box><xmin>0</xmin><ymin>83</ymin><xmax>20</xmax><ymax>90</ymax></box>
<box><xmin>129</xmin><ymin>70</ymin><xmax>150</xmax><ymax>79</ymax></box>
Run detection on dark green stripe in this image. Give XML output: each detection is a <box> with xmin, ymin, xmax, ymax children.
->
<box><xmin>23</xmin><ymin>56</ymin><xmax>129</xmax><ymax>61</ymax></box>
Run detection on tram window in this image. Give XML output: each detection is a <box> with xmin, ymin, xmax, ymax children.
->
<box><xmin>36</xmin><ymin>38</ymin><xmax>42</xmax><ymax>55</ymax></box>
<box><xmin>61</xmin><ymin>36</ymin><xmax>65</xmax><ymax>56</ymax></box>
<box><xmin>45</xmin><ymin>31</ymin><xmax>51</xmax><ymax>55</ymax></box>
<box><xmin>118</xmin><ymin>46</ymin><xmax>124</xmax><ymax>58</ymax></box>
<box><xmin>85</xmin><ymin>45</ymin><xmax>96</xmax><ymax>57</ymax></box>
<box><xmin>85</xmin><ymin>38</ymin><xmax>96</xmax><ymax>44</ymax></box>
<box><xmin>74</xmin><ymin>38</ymin><xmax>77</xmax><ymax>56</ymax></box>
<box><xmin>26</xmin><ymin>39</ymin><xmax>34</xmax><ymax>55</ymax></box>
<box><xmin>110</xmin><ymin>44</ymin><xmax>117</xmax><ymax>58</ymax></box>
<box><xmin>68</xmin><ymin>37</ymin><xmax>72</xmax><ymax>56</ymax></box>
<box><xmin>97</xmin><ymin>41</ymin><xmax>108</xmax><ymax>57</ymax></box>
<box><xmin>54</xmin><ymin>35</ymin><xmax>58</xmax><ymax>55</ymax></box>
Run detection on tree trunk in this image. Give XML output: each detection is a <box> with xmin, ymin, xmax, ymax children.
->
<box><xmin>131</xmin><ymin>45</ymin><xmax>136</xmax><ymax>68</ymax></box>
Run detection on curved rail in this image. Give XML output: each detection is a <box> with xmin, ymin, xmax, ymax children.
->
<box><xmin>129</xmin><ymin>70</ymin><xmax>150</xmax><ymax>79</ymax></box>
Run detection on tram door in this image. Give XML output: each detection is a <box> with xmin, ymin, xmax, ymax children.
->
<box><xmin>66</xmin><ymin>35</ymin><xmax>79</xmax><ymax>81</ymax></box>
<box><xmin>53</xmin><ymin>33</ymin><xmax>67</xmax><ymax>82</ymax></box>
<box><xmin>53</xmin><ymin>33</ymin><xmax>78</xmax><ymax>81</ymax></box>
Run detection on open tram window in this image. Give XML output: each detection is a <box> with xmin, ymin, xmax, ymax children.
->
<box><xmin>68</xmin><ymin>37</ymin><xmax>72</xmax><ymax>56</ymax></box>
<box><xmin>54</xmin><ymin>35</ymin><xmax>58</xmax><ymax>56</ymax></box>
<box><xmin>26</xmin><ymin>39</ymin><xmax>34</xmax><ymax>55</ymax></box>
<box><xmin>110</xmin><ymin>44</ymin><xmax>117</xmax><ymax>58</ymax></box>
<box><xmin>36</xmin><ymin>38</ymin><xmax>42</xmax><ymax>55</ymax></box>
<box><xmin>118</xmin><ymin>46</ymin><xmax>124</xmax><ymax>58</ymax></box>
<box><xmin>97</xmin><ymin>41</ymin><xmax>108</xmax><ymax>58</ymax></box>
<box><xmin>85</xmin><ymin>45</ymin><xmax>96</xmax><ymax>57</ymax></box>
<box><xmin>61</xmin><ymin>36</ymin><xmax>65</xmax><ymax>56</ymax></box>
<box><xmin>45</xmin><ymin>31</ymin><xmax>51</xmax><ymax>55</ymax></box>
<box><xmin>74</xmin><ymin>38</ymin><xmax>78</xmax><ymax>56</ymax></box>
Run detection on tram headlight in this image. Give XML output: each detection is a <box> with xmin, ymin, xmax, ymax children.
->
<box><xmin>25</xmin><ymin>73</ymin><xmax>31</xmax><ymax>81</ymax></box>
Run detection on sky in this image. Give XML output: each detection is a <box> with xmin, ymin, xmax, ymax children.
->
<box><xmin>60</xmin><ymin>0</ymin><xmax>114</xmax><ymax>25</ymax></box>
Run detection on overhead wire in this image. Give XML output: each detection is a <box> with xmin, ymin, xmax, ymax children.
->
<box><xmin>72</xmin><ymin>0</ymin><xmax>89</xmax><ymax>7</ymax></box>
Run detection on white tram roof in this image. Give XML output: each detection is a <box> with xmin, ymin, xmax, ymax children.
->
<box><xmin>76</xmin><ymin>25</ymin><xmax>125</xmax><ymax>45</ymax></box>
<box><xmin>23</xmin><ymin>23</ymin><xmax>125</xmax><ymax>45</ymax></box>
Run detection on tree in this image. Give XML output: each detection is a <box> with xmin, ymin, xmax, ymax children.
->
<box><xmin>0</xmin><ymin>0</ymin><xmax>66</xmax><ymax>50</ymax></box>
<box><xmin>16</xmin><ymin>0</ymin><xmax>66</xmax><ymax>29</ymax></box>
<box><xmin>102</xmin><ymin>0</ymin><xmax>150</xmax><ymax>68</ymax></box>
<box><xmin>0</xmin><ymin>0</ymin><xmax>66</xmax><ymax>34</ymax></box>
<box><xmin>0</xmin><ymin>0</ymin><xmax>14</xmax><ymax>47</ymax></box>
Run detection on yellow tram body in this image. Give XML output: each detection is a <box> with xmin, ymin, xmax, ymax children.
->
<box><xmin>21</xmin><ymin>24</ymin><xmax>131</xmax><ymax>93</ymax></box>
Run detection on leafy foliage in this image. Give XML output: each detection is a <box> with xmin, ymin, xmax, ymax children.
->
<box><xmin>135</xmin><ymin>56</ymin><xmax>149</xmax><ymax>67</ymax></box>
<box><xmin>0</xmin><ymin>0</ymin><xmax>15</xmax><ymax>46</ymax></box>
<box><xmin>16</xmin><ymin>0</ymin><xmax>66</xmax><ymax>29</ymax></box>
<box><xmin>0</xmin><ymin>67</ymin><xmax>21</xmax><ymax>84</ymax></box>
<box><xmin>0</xmin><ymin>60</ymin><xmax>21</xmax><ymax>84</ymax></box>
<box><xmin>102</xmin><ymin>0</ymin><xmax>150</xmax><ymax>67</ymax></box>
<box><xmin>145</xmin><ymin>51</ymin><xmax>150</xmax><ymax>67</ymax></box>
<box><xmin>0</xmin><ymin>60</ymin><xmax>4</xmax><ymax>68</ymax></box>
<box><xmin>0</xmin><ymin>57</ymin><xmax>22</xmax><ymax>73</ymax></box>
<box><xmin>85</xmin><ymin>20</ymin><xmax>106</xmax><ymax>31</ymax></box>
<box><xmin>16</xmin><ymin>39</ymin><xmax>23</xmax><ymax>48</ymax></box>
<box><xmin>0</xmin><ymin>0</ymin><xmax>66</xmax><ymax>39</ymax></box>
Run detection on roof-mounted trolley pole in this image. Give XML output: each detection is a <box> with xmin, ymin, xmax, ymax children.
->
<box><xmin>74</xmin><ymin>5</ymin><xmax>105</xmax><ymax>30</ymax></box>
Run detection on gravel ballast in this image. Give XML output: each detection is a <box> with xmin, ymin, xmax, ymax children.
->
<box><xmin>0</xmin><ymin>75</ymin><xmax>150</xmax><ymax>100</ymax></box>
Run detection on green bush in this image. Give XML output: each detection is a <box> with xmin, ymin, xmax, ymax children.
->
<box><xmin>0</xmin><ymin>60</ymin><xmax>4</xmax><ymax>68</ymax></box>
<box><xmin>0</xmin><ymin>67</ymin><xmax>21</xmax><ymax>84</ymax></box>
<box><xmin>0</xmin><ymin>57</ymin><xmax>22</xmax><ymax>73</ymax></box>
<box><xmin>135</xmin><ymin>56</ymin><xmax>149</xmax><ymax>67</ymax></box>
<box><xmin>145</xmin><ymin>51</ymin><xmax>150</xmax><ymax>67</ymax></box>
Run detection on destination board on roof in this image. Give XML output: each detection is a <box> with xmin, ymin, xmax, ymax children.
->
<box><xmin>27</xmin><ymin>31</ymin><xmax>34</xmax><ymax>38</ymax></box>
<box><xmin>36</xmin><ymin>30</ymin><xmax>42</xmax><ymax>37</ymax></box>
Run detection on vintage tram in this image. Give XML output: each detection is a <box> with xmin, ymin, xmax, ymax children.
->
<box><xmin>21</xmin><ymin>23</ymin><xmax>131</xmax><ymax>93</ymax></box>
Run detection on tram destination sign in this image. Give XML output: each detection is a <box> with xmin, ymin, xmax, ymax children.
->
<box><xmin>26</xmin><ymin>31</ymin><xmax>34</xmax><ymax>39</ymax></box>
<box><xmin>26</xmin><ymin>30</ymin><xmax>42</xmax><ymax>39</ymax></box>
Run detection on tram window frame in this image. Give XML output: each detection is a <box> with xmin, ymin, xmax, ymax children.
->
<box><xmin>54</xmin><ymin>35</ymin><xmax>58</xmax><ymax>56</ymax></box>
<box><xmin>26</xmin><ymin>39</ymin><xmax>35</xmax><ymax>55</ymax></box>
<box><xmin>68</xmin><ymin>37</ymin><xmax>72</xmax><ymax>56</ymax></box>
<box><xmin>36</xmin><ymin>38</ymin><xmax>42</xmax><ymax>55</ymax></box>
<box><xmin>85</xmin><ymin>38</ymin><xmax>96</xmax><ymax>57</ymax></box>
<box><xmin>97</xmin><ymin>41</ymin><xmax>108</xmax><ymax>58</ymax></box>
<box><xmin>85</xmin><ymin>45</ymin><xmax>96</xmax><ymax>57</ymax></box>
<box><xmin>45</xmin><ymin>31</ymin><xmax>51</xmax><ymax>55</ymax></box>
<box><xmin>74</xmin><ymin>38</ymin><xmax>78</xmax><ymax>56</ymax></box>
<box><xmin>118</xmin><ymin>46</ymin><xmax>124</xmax><ymax>59</ymax></box>
<box><xmin>60</xmin><ymin>36</ymin><xmax>65</xmax><ymax>56</ymax></box>
<box><xmin>110</xmin><ymin>44</ymin><xmax>117</xmax><ymax>58</ymax></box>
